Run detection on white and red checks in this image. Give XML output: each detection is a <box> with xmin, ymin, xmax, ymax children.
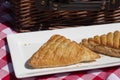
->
<box><xmin>0</xmin><ymin>0</ymin><xmax>120</xmax><ymax>80</ymax></box>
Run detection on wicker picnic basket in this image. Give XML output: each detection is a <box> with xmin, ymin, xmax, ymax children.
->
<box><xmin>9</xmin><ymin>0</ymin><xmax>120</xmax><ymax>32</ymax></box>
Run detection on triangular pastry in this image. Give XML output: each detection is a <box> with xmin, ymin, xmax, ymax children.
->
<box><xmin>81</xmin><ymin>30</ymin><xmax>120</xmax><ymax>57</ymax></box>
<box><xmin>28</xmin><ymin>34</ymin><xmax>100</xmax><ymax>68</ymax></box>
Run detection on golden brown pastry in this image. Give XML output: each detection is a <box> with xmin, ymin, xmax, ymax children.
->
<box><xmin>28</xmin><ymin>34</ymin><xmax>100</xmax><ymax>68</ymax></box>
<box><xmin>81</xmin><ymin>30</ymin><xmax>120</xmax><ymax>57</ymax></box>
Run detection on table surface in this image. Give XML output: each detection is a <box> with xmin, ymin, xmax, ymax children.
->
<box><xmin>0</xmin><ymin>1</ymin><xmax>120</xmax><ymax>80</ymax></box>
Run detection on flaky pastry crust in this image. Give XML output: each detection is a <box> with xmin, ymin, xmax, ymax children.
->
<box><xmin>28</xmin><ymin>34</ymin><xmax>100</xmax><ymax>68</ymax></box>
<box><xmin>81</xmin><ymin>30</ymin><xmax>120</xmax><ymax>57</ymax></box>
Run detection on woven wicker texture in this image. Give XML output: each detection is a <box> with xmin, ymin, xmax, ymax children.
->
<box><xmin>10</xmin><ymin>0</ymin><xmax>120</xmax><ymax>32</ymax></box>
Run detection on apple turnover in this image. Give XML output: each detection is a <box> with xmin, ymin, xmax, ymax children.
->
<box><xmin>28</xmin><ymin>34</ymin><xmax>100</xmax><ymax>68</ymax></box>
<box><xmin>81</xmin><ymin>30</ymin><xmax>120</xmax><ymax>57</ymax></box>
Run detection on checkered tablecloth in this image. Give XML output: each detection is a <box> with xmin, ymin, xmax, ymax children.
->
<box><xmin>1</xmin><ymin>1</ymin><xmax>120</xmax><ymax>80</ymax></box>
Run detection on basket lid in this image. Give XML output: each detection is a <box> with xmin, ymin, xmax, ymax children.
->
<box><xmin>35</xmin><ymin>0</ymin><xmax>120</xmax><ymax>11</ymax></box>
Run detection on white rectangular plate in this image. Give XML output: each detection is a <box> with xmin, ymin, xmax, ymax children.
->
<box><xmin>7</xmin><ymin>23</ymin><xmax>120</xmax><ymax>78</ymax></box>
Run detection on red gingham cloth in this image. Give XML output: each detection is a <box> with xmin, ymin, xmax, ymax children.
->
<box><xmin>1</xmin><ymin>1</ymin><xmax>120</xmax><ymax>80</ymax></box>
